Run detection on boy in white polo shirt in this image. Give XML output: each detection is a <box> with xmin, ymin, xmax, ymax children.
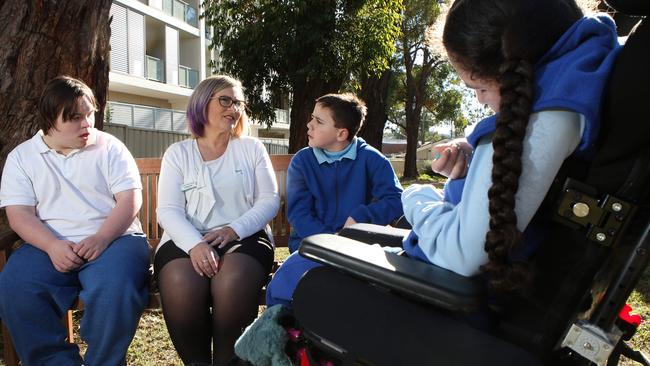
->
<box><xmin>0</xmin><ymin>76</ymin><xmax>150</xmax><ymax>365</ymax></box>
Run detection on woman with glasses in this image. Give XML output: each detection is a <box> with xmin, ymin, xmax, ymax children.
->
<box><xmin>155</xmin><ymin>75</ymin><xmax>280</xmax><ymax>365</ymax></box>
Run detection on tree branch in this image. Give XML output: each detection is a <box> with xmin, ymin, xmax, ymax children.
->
<box><xmin>389</xmin><ymin>119</ymin><xmax>407</xmax><ymax>130</ymax></box>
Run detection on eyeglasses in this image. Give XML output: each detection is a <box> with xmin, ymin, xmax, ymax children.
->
<box><xmin>211</xmin><ymin>96</ymin><xmax>246</xmax><ymax>111</ymax></box>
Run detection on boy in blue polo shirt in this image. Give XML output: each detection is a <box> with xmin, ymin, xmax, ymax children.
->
<box><xmin>267</xmin><ymin>93</ymin><xmax>403</xmax><ymax>307</ymax></box>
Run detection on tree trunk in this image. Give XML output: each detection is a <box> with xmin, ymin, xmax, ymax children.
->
<box><xmin>402</xmin><ymin>45</ymin><xmax>435</xmax><ymax>179</ymax></box>
<box><xmin>0</xmin><ymin>0</ymin><xmax>111</xmax><ymax>226</ymax></box>
<box><xmin>403</xmin><ymin>103</ymin><xmax>422</xmax><ymax>179</ymax></box>
<box><xmin>402</xmin><ymin>36</ymin><xmax>418</xmax><ymax>179</ymax></box>
<box><xmin>288</xmin><ymin>75</ymin><xmax>341</xmax><ymax>153</ymax></box>
<box><xmin>358</xmin><ymin>69</ymin><xmax>392</xmax><ymax>151</ymax></box>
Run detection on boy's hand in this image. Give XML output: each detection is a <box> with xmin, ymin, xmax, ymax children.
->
<box><xmin>431</xmin><ymin>139</ymin><xmax>473</xmax><ymax>179</ymax></box>
<box><xmin>47</xmin><ymin>240</ymin><xmax>84</xmax><ymax>272</ymax></box>
<box><xmin>343</xmin><ymin>216</ymin><xmax>357</xmax><ymax>227</ymax></box>
<box><xmin>74</xmin><ymin>234</ymin><xmax>111</xmax><ymax>261</ymax></box>
<box><xmin>203</xmin><ymin>226</ymin><xmax>238</xmax><ymax>249</ymax></box>
<box><xmin>189</xmin><ymin>242</ymin><xmax>220</xmax><ymax>277</ymax></box>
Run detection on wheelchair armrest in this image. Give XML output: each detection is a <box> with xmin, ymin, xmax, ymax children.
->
<box><xmin>338</xmin><ymin>223</ymin><xmax>409</xmax><ymax>247</ymax></box>
<box><xmin>299</xmin><ymin>234</ymin><xmax>485</xmax><ymax>312</ymax></box>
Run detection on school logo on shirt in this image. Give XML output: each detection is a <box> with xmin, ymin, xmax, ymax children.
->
<box><xmin>181</xmin><ymin>182</ymin><xmax>197</xmax><ymax>192</ymax></box>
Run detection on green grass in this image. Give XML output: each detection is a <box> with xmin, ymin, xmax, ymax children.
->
<box><xmin>0</xmin><ymin>248</ymin><xmax>292</xmax><ymax>366</ymax></box>
<box><xmin>400</xmin><ymin>173</ymin><xmax>446</xmax><ymax>188</ymax></box>
<box><xmin>620</xmin><ymin>269</ymin><xmax>650</xmax><ymax>366</ymax></box>
<box><xmin>2</xmin><ymin>243</ymin><xmax>649</xmax><ymax>365</ymax></box>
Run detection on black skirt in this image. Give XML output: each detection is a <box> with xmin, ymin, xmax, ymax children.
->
<box><xmin>154</xmin><ymin>230</ymin><xmax>274</xmax><ymax>278</ymax></box>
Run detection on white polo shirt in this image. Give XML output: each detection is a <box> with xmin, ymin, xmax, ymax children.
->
<box><xmin>0</xmin><ymin>129</ymin><xmax>143</xmax><ymax>243</ymax></box>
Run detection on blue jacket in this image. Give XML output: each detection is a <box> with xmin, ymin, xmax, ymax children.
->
<box><xmin>287</xmin><ymin>138</ymin><xmax>403</xmax><ymax>252</ymax></box>
<box><xmin>403</xmin><ymin>14</ymin><xmax>620</xmax><ymax>269</ymax></box>
<box><xmin>445</xmin><ymin>14</ymin><xmax>620</xmax><ymax>205</ymax></box>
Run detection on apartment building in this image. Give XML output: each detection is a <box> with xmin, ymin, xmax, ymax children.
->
<box><xmin>106</xmin><ymin>0</ymin><xmax>289</xmax><ymax>157</ymax></box>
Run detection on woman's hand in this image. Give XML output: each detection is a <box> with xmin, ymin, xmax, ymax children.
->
<box><xmin>189</xmin><ymin>241</ymin><xmax>220</xmax><ymax>277</ymax></box>
<box><xmin>431</xmin><ymin>139</ymin><xmax>473</xmax><ymax>179</ymax></box>
<box><xmin>203</xmin><ymin>226</ymin><xmax>239</xmax><ymax>249</ymax></box>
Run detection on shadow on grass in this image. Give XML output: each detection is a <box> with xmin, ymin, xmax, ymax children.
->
<box><xmin>2</xmin><ymin>247</ymin><xmax>649</xmax><ymax>365</ymax></box>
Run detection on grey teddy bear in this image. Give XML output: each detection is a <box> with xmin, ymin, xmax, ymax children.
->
<box><xmin>234</xmin><ymin>304</ymin><xmax>293</xmax><ymax>366</ymax></box>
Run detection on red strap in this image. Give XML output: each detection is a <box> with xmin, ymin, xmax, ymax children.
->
<box><xmin>619</xmin><ymin>303</ymin><xmax>642</xmax><ymax>327</ymax></box>
<box><xmin>297</xmin><ymin>348</ymin><xmax>310</xmax><ymax>366</ymax></box>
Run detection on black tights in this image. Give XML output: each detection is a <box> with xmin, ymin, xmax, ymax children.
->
<box><xmin>158</xmin><ymin>253</ymin><xmax>267</xmax><ymax>365</ymax></box>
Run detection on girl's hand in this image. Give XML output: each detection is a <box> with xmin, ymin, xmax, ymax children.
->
<box><xmin>431</xmin><ymin>139</ymin><xmax>473</xmax><ymax>179</ymax></box>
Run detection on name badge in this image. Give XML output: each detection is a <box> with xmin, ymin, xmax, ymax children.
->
<box><xmin>181</xmin><ymin>182</ymin><xmax>197</xmax><ymax>192</ymax></box>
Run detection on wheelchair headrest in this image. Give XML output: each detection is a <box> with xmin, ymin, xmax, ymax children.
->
<box><xmin>605</xmin><ymin>0</ymin><xmax>650</xmax><ymax>16</ymax></box>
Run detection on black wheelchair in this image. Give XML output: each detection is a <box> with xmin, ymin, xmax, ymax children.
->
<box><xmin>289</xmin><ymin>1</ymin><xmax>650</xmax><ymax>365</ymax></box>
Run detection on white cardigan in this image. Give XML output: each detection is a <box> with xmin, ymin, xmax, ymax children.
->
<box><xmin>157</xmin><ymin>136</ymin><xmax>280</xmax><ymax>253</ymax></box>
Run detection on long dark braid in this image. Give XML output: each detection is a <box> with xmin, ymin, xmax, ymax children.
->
<box><xmin>483</xmin><ymin>59</ymin><xmax>534</xmax><ymax>291</ymax></box>
<box><xmin>443</xmin><ymin>0</ymin><xmax>582</xmax><ymax>292</ymax></box>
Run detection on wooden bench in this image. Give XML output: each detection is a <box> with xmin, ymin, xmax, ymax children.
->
<box><xmin>0</xmin><ymin>154</ymin><xmax>293</xmax><ymax>366</ymax></box>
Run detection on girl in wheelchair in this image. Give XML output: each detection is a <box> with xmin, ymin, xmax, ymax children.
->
<box><xmin>239</xmin><ymin>0</ymin><xmax>625</xmax><ymax>364</ymax></box>
<box><xmin>267</xmin><ymin>0</ymin><xmax>619</xmax><ymax>309</ymax></box>
<box><xmin>401</xmin><ymin>0</ymin><xmax>619</xmax><ymax>289</ymax></box>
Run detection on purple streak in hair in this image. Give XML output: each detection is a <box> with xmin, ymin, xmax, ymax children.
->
<box><xmin>186</xmin><ymin>76</ymin><xmax>241</xmax><ymax>137</ymax></box>
<box><xmin>187</xmin><ymin>80</ymin><xmax>216</xmax><ymax>137</ymax></box>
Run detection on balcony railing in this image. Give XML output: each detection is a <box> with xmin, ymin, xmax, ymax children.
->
<box><xmin>259</xmin><ymin>138</ymin><xmax>289</xmax><ymax>155</ymax></box>
<box><xmin>162</xmin><ymin>0</ymin><xmax>198</xmax><ymax>27</ymax></box>
<box><xmin>179</xmin><ymin>65</ymin><xmax>199</xmax><ymax>89</ymax></box>
<box><xmin>146</xmin><ymin>55</ymin><xmax>165</xmax><ymax>82</ymax></box>
<box><xmin>275</xmin><ymin>108</ymin><xmax>290</xmax><ymax>125</ymax></box>
<box><xmin>106</xmin><ymin>101</ymin><xmax>188</xmax><ymax>133</ymax></box>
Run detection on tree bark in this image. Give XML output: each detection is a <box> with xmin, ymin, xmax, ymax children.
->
<box><xmin>0</xmin><ymin>0</ymin><xmax>112</xmax><ymax>226</ymax></box>
<box><xmin>358</xmin><ymin>69</ymin><xmax>392</xmax><ymax>151</ymax></box>
<box><xmin>403</xmin><ymin>101</ymin><xmax>423</xmax><ymax>178</ymax></box>
<box><xmin>288</xmin><ymin>75</ymin><xmax>341</xmax><ymax>153</ymax></box>
<box><xmin>402</xmin><ymin>45</ymin><xmax>435</xmax><ymax>179</ymax></box>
